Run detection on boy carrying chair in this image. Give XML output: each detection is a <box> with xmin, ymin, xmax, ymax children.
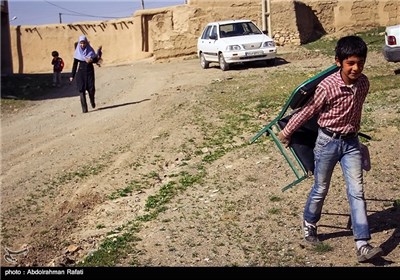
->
<box><xmin>252</xmin><ymin>35</ymin><xmax>382</xmax><ymax>263</ymax></box>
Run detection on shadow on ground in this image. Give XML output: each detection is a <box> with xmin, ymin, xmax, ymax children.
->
<box><xmin>95</xmin><ymin>99</ymin><xmax>151</xmax><ymax>111</ymax></box>
<box><xmin>204</xmin><ymin>57</ymin><xmax>289</xmax><ymax>71</ymax></box>
<box><xmin>1</xmin><ymin>73</ymin><xmax>77</xmax><ymax>101</ymax></box>
<box><xmin>319</xmin><ymin>199</ymin><xmax>399</xmax><ymax>266</ymax></box>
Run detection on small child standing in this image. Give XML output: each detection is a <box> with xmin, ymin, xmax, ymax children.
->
<box><xmin>51</xmin><ymin>51</ymin><xmax>64</xmax><ymax>87</ymax></box>
<box><xmin>95</xmin><ymin>45</ymin><xmax>103</xmax><ymax>67</ymax></box>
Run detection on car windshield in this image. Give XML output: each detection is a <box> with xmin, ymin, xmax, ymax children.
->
<box><xmin>219</xmin><ymin>22</ymin><xmax>262</xmax><ymax>38</ymax></box>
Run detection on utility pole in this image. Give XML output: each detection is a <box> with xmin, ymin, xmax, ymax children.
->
<box><xmin>262</xmin><ymin>0</ymin><xmax>266</xmax><ymax>31</ymax></box>
<box><xmin>59</xmin><ymin>13</ymin><xmax>62</xmax><ymax>24</ymax></box>
<box><xmin>1</xmin><ymin>0</ymin><xmax>14</xmax><ymax>75</ymax></box>
<box><xmin>141</xmin><ymin>0</ymin><xmax>144</xmax><ymax>9</ymax></box>
<box><xmin>266</xmin><ymin>0</ymin><xmax>272</xmax><ymax>37</ymax></box>
<box><xmin>261</xmin><ymin>0</ymin><xmax>272</xmax><ymax>36</ymax></box>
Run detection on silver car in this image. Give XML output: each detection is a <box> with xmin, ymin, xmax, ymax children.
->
<box><xmin>383</xmin><ymin>24</ymin><xmax>400</xmax><ymax>63</ymax></box>
<box><xmin>197</xmin><ymin>19</ymin><xmax>277</xmax><ymax>71</ymax></box>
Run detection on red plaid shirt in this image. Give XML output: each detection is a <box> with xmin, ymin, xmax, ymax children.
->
<box><xmin>282</xmin><ymin>70</ymin><xmax>369</xmax><ymax>138</ymax></box>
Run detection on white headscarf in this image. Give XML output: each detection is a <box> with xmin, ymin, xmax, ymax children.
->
<box><xmin>73</xmin><ymin>35</ymin><xmax>96</xmax><ymax>61</ymax></box>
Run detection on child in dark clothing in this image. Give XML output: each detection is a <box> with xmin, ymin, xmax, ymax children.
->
<box><xmin>51</xmin><ymin>51</ymin><xmax>64</xmax><ymax>87</ymax></box>
<box><xmin>96</xmin><ymin>46</ymin><xmax>103</xmax><ymax>67</ymax></box>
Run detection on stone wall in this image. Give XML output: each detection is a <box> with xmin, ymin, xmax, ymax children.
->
<box><xmin>147</xmin><ymin>1</ymin><xmax>262</xmax><ymax>60</ymax></box>
<box><xmin>189</xmin><ymin>0</ymin><xmax>400</xmax><ymax>45</ymax></box>
<box><xmin>7</xmin><ymin>0</ymin><xmax>400</xmax><ymax>74</ymax></box>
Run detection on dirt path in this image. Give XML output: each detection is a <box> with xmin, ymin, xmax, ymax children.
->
<box><xmin>1</xmin><ymin>57</ymin><xmax>223</xmax><ymax>266</ymax></box>
<box><xmin>1</xmin><ymin>54</ymin><xmax>399</xmax><ymax>267</ymax></box>
<box><xmin>2</xmin><ymin>58</ymin><xmax>211</xmax><ymax>208</ymax></box>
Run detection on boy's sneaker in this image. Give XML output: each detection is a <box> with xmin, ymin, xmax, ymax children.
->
<box><xmin>357</xmin><ymin>244</ymin><xmax>383</xmax><ymax>262</ymax></box>
<box><xmin>302</xmin><ymin>220</ymin><xmax>321</xmax><ymax>245</ymax></box>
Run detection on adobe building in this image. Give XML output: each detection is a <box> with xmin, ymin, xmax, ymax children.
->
<box><xmin>3</xmin><ymin>0</ymin><xmax>400</xmax><ymax>74</ymax></box>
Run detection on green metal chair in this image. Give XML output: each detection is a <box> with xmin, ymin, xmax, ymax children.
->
<box><xmin>250</xmin><ymin>65</ymin><xmax>340</xmax><ymax>191</ymax></box>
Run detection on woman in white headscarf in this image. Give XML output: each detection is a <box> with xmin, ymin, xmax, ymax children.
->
<box><xmin>69</xmin><ymin>35</ymin><xmax>99</xmax><ymax>113</ymax></box>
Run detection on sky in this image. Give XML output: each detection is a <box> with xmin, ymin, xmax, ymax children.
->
<box><xmin>7</xmin><ymin>0</ymin><xmax>186</xmax><ymax>26</ymax></box>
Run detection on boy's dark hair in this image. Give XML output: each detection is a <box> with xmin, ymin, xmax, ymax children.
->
<box><xmin>335</xmin><ymin>35</ymin><xmax>367</xmax><ymax>62</ymax></box>
<box><xmin>52</xmin><ymin>51</ymin><xmax>59</xmax><ymax>57</ymax></box>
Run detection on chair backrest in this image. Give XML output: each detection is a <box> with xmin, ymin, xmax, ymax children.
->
<box><xmin>277</xmin><ymin>65</ymin><xmax>339</xmax><ymax>175</ymax></box>
<box><xmin>289</xmin><ymin>65</ymin><xmax>339</xmax><ymax>110</ymax></box>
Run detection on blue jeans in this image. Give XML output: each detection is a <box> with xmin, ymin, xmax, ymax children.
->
<box><xmin>303</xmin><ymin>128</ymin><xmax>371</xmax><ymax>240</ymax></box>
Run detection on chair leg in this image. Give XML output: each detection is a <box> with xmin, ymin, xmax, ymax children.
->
<box><xmin>346</xmin><ymin>215</ymin><xmax>352</xmax><ymax>230</ymax></box>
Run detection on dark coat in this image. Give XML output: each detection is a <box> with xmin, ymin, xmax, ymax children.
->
<box><xmin>71</xmin><ymin>58</ymin><xmax>97</xmax><ymax>93</ymax></box>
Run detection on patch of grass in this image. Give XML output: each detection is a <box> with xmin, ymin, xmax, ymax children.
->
<box><xmin>312</xmin><ymin>242</ymin><xmax>333</xmax><ymax>253</ymax></box>
<box><xmin>269</xmin><ymin>195</ymin><xmax>282</xmax><ymax>202</ymax></box>
<box><xmin>56</xmin><ymin>162</ymin><xmax>107</xmax><ymax>185</ymax></box>
<box><xmin>207</xmin><ymin>72</ymin><xmax>304</xmax><ymax>114</ymax></box>
<box><xmin>80</xmin><ymin>222</ymin><xmax>141</xmax><ymax>267</ymax></box>
<box><xmin>143</xmin><ymin>170</ymin><xmax>205</xmax><ymax>211</ymax></box>
<box><xmin>179</xmin><ymin>171</ymin><xmax>204</xmax><ymax>189</ymax></box>
<box><xmin>108</xmin><ymin>178</ymin><xmax>144</xmax><ymax>200</ymax></box>
<box><xmin>145</xmin><ymin>181</ymin><xmax>177</xmax><ymax>210</ymax></box>
<box><xmin>358</xmin><ymin>27</ymin><xmax>387</xmax><ymax>52</ymax></box>
<box><xmin>268</xmin><ymin>207</ymin><xmax>281</xmax><ymax>215</ymax></box>
<box><xmin>128</xmin><ymin>161</ymin><xmax>142</xmax><ymax>170</ymax></box>
<box><xmin>136</xmin><ymin>210</ymin><xmax>161</xmax><ymax>222</ymax></box>
<box><xmin>369</xmin><ymin>76</ymin><xmax>400</xmax><ymax>95</ymax></box>
<box><xmin>40</xmin><ymin>230</ymin><xmax>49</xmax><ymax>235</ymax></box>
<box><xmin>107</xmin><ymin>185</ymin><xmax>134</xmax><ymax>200</ymax></box>
<box><xmin>246</xmin><ymin>175</ymin><xmax>258</xmax><ymax>182</ymax></box>
<box><xmin>143</xmin><ymin>171</ymin><xmax>161</xmax><ymax>180</ymax></box>
<box><xmin>202</xmin><ymin>148</ymin><xmax>228</xmax><ymax>163</ymax></box>
<box><xmin>302</xmin><ymin>27</ymin><xmax>386</xmax><ymax>56</ymax></box>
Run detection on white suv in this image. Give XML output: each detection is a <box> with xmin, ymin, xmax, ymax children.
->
<box><xmin>197</xmin><ymin>19</ymin><xmax>277</xmax><ymax>71</ymax></box>
<box><xmin>383</xmin><ymin>24</ymin><xmax>400</xmax><ymax>63</ymax></box>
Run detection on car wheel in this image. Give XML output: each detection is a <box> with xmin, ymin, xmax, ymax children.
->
<box><xmin>219</xmin><ymin>53</ymin><xmax>229</xmax><ymax>71</ymax></box>
<box><xmin>200</xmin><ymin>53</ymin><xmax>209</xmax><ymax>69</ymax></box>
